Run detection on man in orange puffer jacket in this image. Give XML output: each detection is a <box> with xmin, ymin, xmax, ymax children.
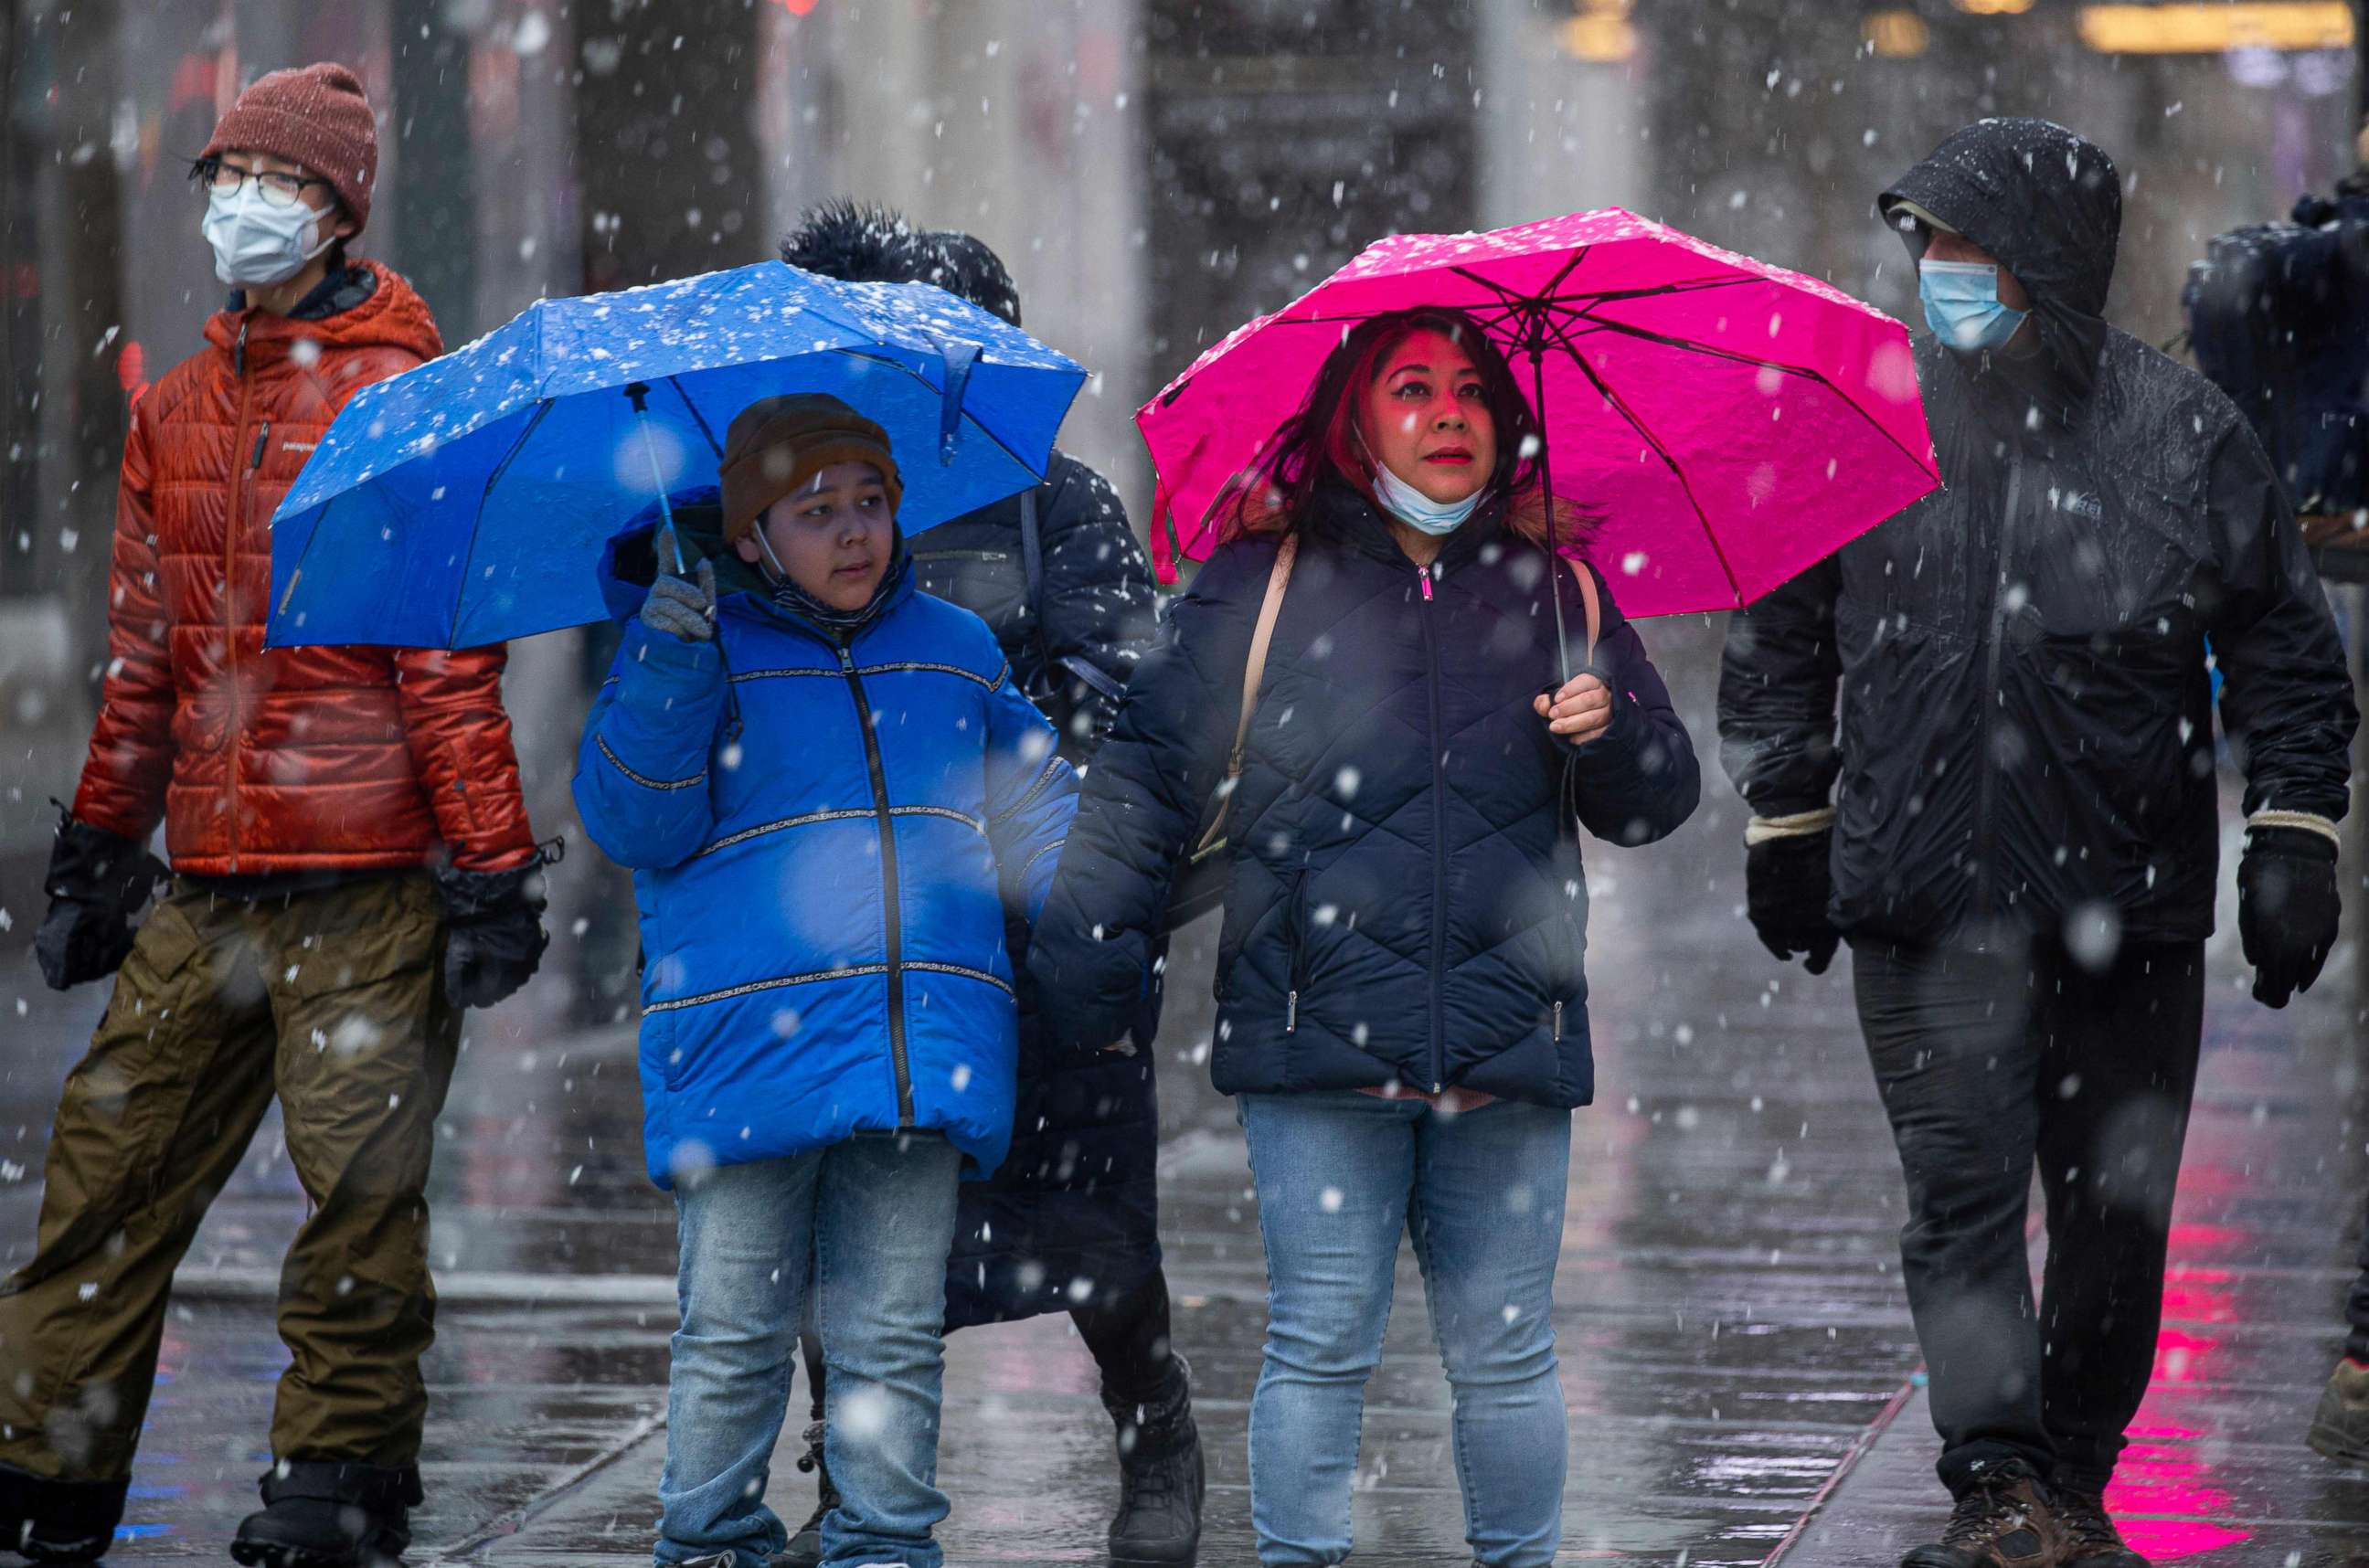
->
<box><xmin>9</xmin><ymin>64</ymin><xmax>545</xmax><ymax>1568</ymax></box>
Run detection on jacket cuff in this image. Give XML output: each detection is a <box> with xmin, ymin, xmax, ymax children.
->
<box><xmin>1563</xmin><ymin>683</ymin><xmax>1644</xmax><ymax>760</ymax></box>
<box><xmin>2247</xmin><ymin>809</ymin><xmax>2342</xmax><ymax>851</ymax></box>
<box><xmin>621</xmin><ymin>619</ymin><xmax>722</xmax><ymax>683</ymax></box>
<box><xmin>1746</xmin><ymin>808</ymin><xmax>1837</xmax><ymax>847</ymax></box>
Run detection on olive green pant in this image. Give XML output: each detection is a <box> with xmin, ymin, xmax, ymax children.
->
<box><xmin>0</xmin><ymin>874</ymin><xmax>459</xmax><ymax>1481</ymax></box>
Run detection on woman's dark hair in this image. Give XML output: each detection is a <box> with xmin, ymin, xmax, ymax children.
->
<box><xmin>1216</xmin><ymin>306</ymin><xmax>1593</xmax><ymax>555</ymax></box>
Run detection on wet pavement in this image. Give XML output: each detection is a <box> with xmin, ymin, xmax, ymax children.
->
<box><xmin>0</xmin><ymin>626</ymin><xmax>2362</xmax><ymax>1563</ymax></box>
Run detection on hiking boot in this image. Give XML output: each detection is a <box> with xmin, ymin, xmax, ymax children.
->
<box><xmin>2310</xmin><ymin>1357</ymin><xmax>2369</xmax><ymax>1461</ymax></box>
<box><xmin>1102</xmin><ymin>1354</ymin><xmax>1204</xmax><ymax>1565</ymax></box>
<box><xmin>781</xmin><ymin>1421</ymin><xmax>838</xmax><ymax>1568</ymax></box>
<box><xmin>2056</xmin><ymin>1489</ymin><xmax>2148</xmax><ymax>1568</ymax></box>
<box><xmin>1900</xmin><ymin>1459</ymin><xmax>2064</xmax><ymax>1568</ymax></box>
<box><xmin>229</xmin><ymin>1461</ymin><xmax>420</xmax><ymax>1568</ymax></box>
<box><xmin>0</xmin><ymin>1464</ymin><xmax>126</xmax><ymax>1563</ymax></box>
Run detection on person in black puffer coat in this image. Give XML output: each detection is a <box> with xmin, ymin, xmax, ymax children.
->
<box><xmin>778</xmin><ymin>203</ymin><xmax>1187</xmax><ymax>1567</ymax></box>
<box><xmin>1719</xmin><ymin>120</ymin><xmax>2357</xmax><ymax>1568</ymax></box>
<box><xmin>1031</xmin><ymin>307</ymin><xmax>1698</xmax><ymax>1568</ymax></box>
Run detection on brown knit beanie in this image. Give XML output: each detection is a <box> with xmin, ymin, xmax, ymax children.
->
<box><xmin>721</xmin><ymin>395</ymin><xmax>904</xmax><ymax>544</ymax></box>
<box><xmin>202</xmin><ymin>63</ymin><xmax>378</xmax><ymax>234</ymax></box>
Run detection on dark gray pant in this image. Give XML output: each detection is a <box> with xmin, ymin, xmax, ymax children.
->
<box><xmin>1852</xmin><ymin>937</ymin><xmax>2204</xmax><ymax>1499</ymax></box>
<box><xmin>2348</xmin><ymin>1203</ymin><xmax>2369</xmax><ymax>1364</ymax></box>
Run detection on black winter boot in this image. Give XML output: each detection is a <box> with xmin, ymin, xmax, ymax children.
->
<box><xmin>230</xmin><ymin>1461</ymin><xmax>420</xmax><ymax>1568</ymax></box>
<box><xmin>1102</xmin><ymin>1355</ymin><xmax>1203</xmax><ymax>1565</ymax></box>
<box><xmin>0</xmin><ymin>1463</ymin><xmax>127</xmax><ymax>1563</ymax></box>
<box><xmin>781</xmin><ymin>1422</ymin><xmax>838</xmax><ymax>1568</ymax></box>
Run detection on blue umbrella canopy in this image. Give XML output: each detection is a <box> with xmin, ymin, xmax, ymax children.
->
<box><xmin>266</xmin><ymin>261</ymin><xmax>1087</xmax><ymax>649</ymax></box>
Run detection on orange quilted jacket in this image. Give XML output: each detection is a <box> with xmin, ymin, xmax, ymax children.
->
<box><xmin>70</xmin><ymin>260</ymin><xmax>536</xmax><ymax>875</ymax></box>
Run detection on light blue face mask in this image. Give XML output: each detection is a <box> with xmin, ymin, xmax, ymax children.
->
<box><xmin>1372</xmin><ymin>462</ymin><xmax>1482</xmax><ymax>536</ymax></box>
<box><xmin>1919</xmin><ymin>260</ymin><xmax>2029</xmax><ymax>354</ymax></box>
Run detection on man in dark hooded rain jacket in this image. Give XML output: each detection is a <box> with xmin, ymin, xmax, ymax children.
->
<box><xmin>1718</xmin><ymin>120</ymin><xmax>2356</xmax><ymax>1568</ymax></box>
<box><xmin>776</xmin><ymin>204</ymin><xmax>1194</xmax><ymax>1568</ymax></box>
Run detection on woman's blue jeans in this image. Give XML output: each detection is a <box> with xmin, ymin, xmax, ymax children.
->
<box><xmin>1238</xmin><ymin>1090</ymin><xmax>1572</xmax><ymax>1568</ymax></box>
<box><xmin>656</xmin><ymin>1132</ymin><xmax>961</xmax><ymax>1567</ymax></box>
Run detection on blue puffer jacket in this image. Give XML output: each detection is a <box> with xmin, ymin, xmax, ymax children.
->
<box><xmin>1030</xmin><ymin>482</ymin><xmax>1698</xmax><ymax>1107</ymax></box>
<box><xmin>574</xmin><ymin>496</ymin><xmax>1077</xmax><ymax>1186</ymax></box>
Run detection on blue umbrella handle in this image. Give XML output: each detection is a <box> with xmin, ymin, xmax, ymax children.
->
<box><xmin>625</xmin><ymin>382</ymin><xmax>690</xmax><ymax>577</ymax></box>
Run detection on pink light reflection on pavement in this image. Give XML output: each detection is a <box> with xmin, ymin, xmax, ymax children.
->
<box><xmin>2096</xmin><ymin>1201</ymin><xmax>2256</xmax><ymax>1561</ymax></box>
<box><xmin>2106</xmin><ymin>1431</ymin><xmax>2252</xmax><ymax>1563</ymax></box>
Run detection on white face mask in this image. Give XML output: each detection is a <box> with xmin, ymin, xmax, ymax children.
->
<box><xmin>202</xmin><ymin>184</ymin><xmax>336</xmax><ymax>288</ymax></box>
<box><xmin>1371</xmin><ymin>461</ymin><xmax>1483</xmax><ymax>536</ymax></box>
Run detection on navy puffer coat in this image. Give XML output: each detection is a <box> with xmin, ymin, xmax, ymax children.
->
<box><xmin>1030</xmin><ymin>482</ymin><xmax>1700</xmax><ymax>1106</ymax></box>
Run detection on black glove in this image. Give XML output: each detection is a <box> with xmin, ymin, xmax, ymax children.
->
<box><xmin>434</xmin><ymin>849</ymin><xmax>555</xmax><ymax>1010</ymax></box>
<box><xmin>2238</xmin><ymin>826</ymin><xmax>2341</xmax><ymax>1009</ymax></box>
<box><xmin>1746</xmin><ymin>830</ymin><xmax>1840</xmax><ymax>976</ymax></box>
<box><xmin>34</xmin><ymin>808</ymin><xmax>166</xmax><ymax>991</ymax></box>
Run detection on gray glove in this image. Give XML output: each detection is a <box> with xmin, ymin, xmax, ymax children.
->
<box><xmin>640</xmin><ymin>559</ymin><xmax>716</xmax><ymax>642</ymax></box>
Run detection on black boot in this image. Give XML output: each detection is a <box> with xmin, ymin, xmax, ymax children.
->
<box><xmin>781</xmin><ymin>1422</ymin><xmax>838</xmax><ymax>1568</ymax></box>
<box><xmin>0</xmin><ymin>1463</ymin><xmax>126</xmax><ymax>1563</ymax></box>
<box><xmin>229</xmin><ymin>1461</ymin><xmax>420</xmax><ymax>1568</ymax></box>
<box><xmin>1102</xmin><ymin>1354</ymin><xmax>1204</xmax><ymax>1565</ymax></box>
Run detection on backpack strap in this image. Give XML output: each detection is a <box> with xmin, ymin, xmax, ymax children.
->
<box><xmin>1018</xmin><ymin>489</ymin><xmax>1045</xmax><ymax>613</ymax></box>
<box><xmin>1193</xmin><ymin>534</ymin><xmax>1299</xmax><ymax>859</ymax></box>
<box><xmin>1565</xmin><ymin>556</ymin><xmax>1601</xmax><ymax>669</ymax></box>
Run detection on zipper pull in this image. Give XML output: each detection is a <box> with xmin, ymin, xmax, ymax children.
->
<box><xmin>1286</xmin><ymin>989</ymin><xmax>1298</xmax><ymax>1033</ymax></box>
<box><xmin>235</xmin><ymin>318</ymin><xmax>250</xmax><ymax>376</ymax></box>
<box><xmin>250</xmin><ymin>420</ymin><xmax>271</xmax><ymax>471</ymax></box>
<box><xmin>1553</xmin><ymin>1000</ymin><xmax>1564</xmax><ymax>1042</ymax></box>
<box><xmin>835</xmin><ymin>646</ymin><xmax>855</xmax><ymax>671</ymax></box>
<box><xmin>1418</xmin><ymin>566</ymin><xmax>1434</xmax><ymax>602</ymax></box>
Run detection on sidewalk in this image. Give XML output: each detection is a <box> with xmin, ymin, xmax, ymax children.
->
<box><xmin>1773</xmin><ymin>990</ymin><xmax>2369</xmax><ymax>1568</ymax></box>
<box><xmin>2</xmin><ymin>768</ymin><xmax>2362</xmax><ymax>1562</ymax></box>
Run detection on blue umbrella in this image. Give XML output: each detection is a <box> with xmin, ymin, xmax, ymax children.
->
<box><xmin>265</xmin><ymin>261</ymin><xmax>1086</xmax><ymax>649</ymax></box>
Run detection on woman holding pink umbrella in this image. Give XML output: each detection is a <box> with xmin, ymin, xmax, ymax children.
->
<box><xmin>1028</xmin><ymin>303</ymin><xmax>1699</xmax><ymax>1567</ymax></box>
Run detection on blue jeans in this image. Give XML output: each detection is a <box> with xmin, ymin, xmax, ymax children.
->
<box><xmin>1238</xmin><ymin>1090</ymin><xmax>1572</xmax><ymax>1568</ymax></box>
<box><xmin>656</xmin><ymin>1132</ymin><xmax>961</xmax><ymax>1567</ymax></box>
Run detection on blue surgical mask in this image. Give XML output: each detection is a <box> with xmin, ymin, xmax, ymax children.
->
<box><xmin>202</xmin><ymin>184</ymin><xmax>335</xmax><ymax>288</ymax></box>
<box><xmin>1372</xmin><ymin>462</ymin><xmax>1482</xmax><ymax>536</ymax></box>
<box><xmin>1919</xmin><ymin>260</ymin><xmax>2028</xmax><ymax>354</ymax></box>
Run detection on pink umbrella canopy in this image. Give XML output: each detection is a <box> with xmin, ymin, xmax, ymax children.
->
<box><xmin>1138</xmin><ymin>207</ymin><xmax>1939</xmax><ymax>617</ymax></box>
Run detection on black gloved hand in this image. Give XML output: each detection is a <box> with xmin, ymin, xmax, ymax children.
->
<box><xmin>1746</xmin><ymin>830</ymin><xmax>1840</xmax><ymax>976</ymax></box>
<box><xmin>34</xmin><ymin>808</ymin><xmax>166</xmax><ymax>991</ymax></box>
<box><xmin>2238</xmin><ymin>826</ymin><xmax>2341</xmax><ymax>1009</ymax></box>
<box><xmin>434</xmin><ymin>851</ymin><xmax>555</xmax><ymax>1010</ymax></box>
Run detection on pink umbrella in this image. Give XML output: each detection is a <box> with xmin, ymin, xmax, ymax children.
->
<box><xmin>1139</xmin><ymin>207</ymin><xmax>1938</xmax><ymax>625</ymax></box>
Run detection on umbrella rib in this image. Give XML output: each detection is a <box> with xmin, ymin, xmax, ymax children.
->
<box><xmin>666</xmin><ymin>376</ymin><xmax>725</xmax><ymax>458</ymax></box>
<box><xmin>1552</xmin><ymin>327</ymin><xmax>1745</xmax><ymax>605</ymax></box>
<box><xmin>1575</xmin><ymin>317</ymin><xmax>1937</xmax><ymax>476</ymax></box>
<box><xmin>827</xmin><ymin>344</ymin><xmax>1066</xmax><ymax>482</ymax></box>
<box><xmin>1276</xmin><ymin>276</ymin><xmax>1756</xmax><ymax>333</ymax></box>
<box><xmin>450</xmin><ymin>400</ymin><xmax>557</xmax><ymax>645</ymax></box>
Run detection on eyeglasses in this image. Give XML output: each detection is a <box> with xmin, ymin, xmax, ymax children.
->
<box><xmin>199</xmin><ymin>159</ymin><xmax>331</xmax><ymax>209</ymax></box>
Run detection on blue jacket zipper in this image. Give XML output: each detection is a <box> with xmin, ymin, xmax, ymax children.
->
<box><xmin>836</xmin><ymin>642</ymin><xmax>913</xmax><ymax>1125</ymax></box>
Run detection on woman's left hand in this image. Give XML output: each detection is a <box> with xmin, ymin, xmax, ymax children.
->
<box><xmin>1535</xmin><ymin>673</ymin><xmax>1615</xmax><ymax>745</ymax></box>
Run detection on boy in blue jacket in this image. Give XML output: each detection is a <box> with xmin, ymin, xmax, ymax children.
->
<box><xmin>573</xmin><ymin>394</ymin><xmax>1078</xmax><ymax>1568</ymax></box>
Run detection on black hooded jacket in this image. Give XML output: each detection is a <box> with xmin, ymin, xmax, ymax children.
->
<box><xmin>908</xmin><ymin>450</ymin><xmax>1157</xmax><ymax>766</ymax></box>
<box><xmin>1031</xmin><ymin>482</ymin><xmax>1699</xmax><ymax>1107</ymax></box>
<box><xmin>1718</xmin><ymin>119</ymin><xmax>2357</xmax><ymax>949</ymax></box>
